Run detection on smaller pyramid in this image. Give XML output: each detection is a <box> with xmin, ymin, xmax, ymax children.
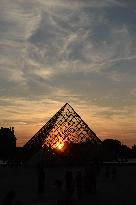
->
<box><xmin>23</xmin><ymin>103</ymin><xmax>101</xmax><ymax>157</ymax></box>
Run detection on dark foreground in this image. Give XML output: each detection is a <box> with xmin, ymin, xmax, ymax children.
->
<box><xmin>0</xmin><ymin>163</ymin><xmax>136</xmax><ymax>205</ymax></box>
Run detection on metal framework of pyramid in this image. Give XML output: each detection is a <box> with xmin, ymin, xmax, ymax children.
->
<box><xmin>23</xmin><ymin>103</ymin><xmax>101</xmax><ymax>156</ymax></box>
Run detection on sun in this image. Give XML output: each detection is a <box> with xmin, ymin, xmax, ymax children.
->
<box><xmin>57</xmin><ymin>143</ymin><xmax>64</xmax><ymax>150</ymax></box>
<box><xmin>55</xmin><ymin>142</ymin><xmax>64</xmax><ymax>150</ymax></box>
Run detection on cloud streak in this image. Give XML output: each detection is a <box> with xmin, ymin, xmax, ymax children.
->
<box><xmin>0</xmin><ymin>0</ymin><xmax>136</xmax><ymax>146</ymax></box>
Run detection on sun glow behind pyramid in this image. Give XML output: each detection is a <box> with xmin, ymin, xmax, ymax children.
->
<box><xmin>55</xmin><ymin>142</ymin><xmax>64</xmax><ymax>150</ymax></box>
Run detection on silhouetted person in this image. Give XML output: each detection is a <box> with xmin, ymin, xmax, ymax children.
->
<box><xmin>90</xmin><ymin>165</ymin><xmax>97</xmax><ymax>194</ymax></box>
<box><xmin>95</xmin><ymin>162</ymin><xmax>101</xmax><ymax>177</ymax></box>
<box><xmin>2</xmin><ymin>189</ymin><xmax>16</xmax><ymax>205</ymax></box>
<box><xmin>57</xmin><ymin>199</ymin><xmax>63</xmax><ymax>205</ymax></box>
<box><xmin>65</xmin><ymin>171</ymin><xmax>75</xmax><ymax>202</ymax></box>
<box><xmin>15</xmin><ymin>200</ymin><xmax>23</xmax><ymax>205</ymax></box>
<box><xmin>75</xmin><ymin>171</ymin><xmax>83</xmax><ymax>199</ymax></box>
<box><xmin>55</xmin><ymin>179</ymin><xmax>64</xmax><ymax>205</ymax></box>
<box><xmin>84</xmin><ymin>165</ymin><xmax>97</xmax><ymax>194</ymax></box>
<box><xmin>37</xmin><ymin>163</ymin><xmax>45</xmax><ymax>195</ymax></box>
<box><xmin>105</xmin><ymin>166</ymin><xmax>110</xmax><ymax>178</ymax></box>
<box><xmin>112</xmin><ymin>166</ymin><xmax>117</xmax><ymax>178</ymax></box>
<box><xmin>84</xmin><ymin>167</ymin><xmax>90</xmax><ymax>194</ymax></box>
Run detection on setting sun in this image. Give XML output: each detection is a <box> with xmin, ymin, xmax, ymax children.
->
<box><xmin>56</xmin><ymin>142</ymin><xmax>64</xmax><ymax>150</ymax></box>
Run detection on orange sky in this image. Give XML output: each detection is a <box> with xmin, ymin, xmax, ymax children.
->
<box><xmin>9</xmin><ymin>100</ymin><xmax>135</xmax><ymax>148</ymax></box>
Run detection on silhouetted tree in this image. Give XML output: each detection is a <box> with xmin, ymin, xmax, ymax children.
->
<box><xmin>120</xmin><ymin>144</ymin><xmax>132</xmax><ymax>161</ymax></box>
<box><xmin>102</xmin><ymin>139</ymin><xmax>121</xmax><ymax>161</ymax></box>
<box><xmin>132</xmin><ymin>144</ymin><xmax>136</xmax><ymax>158</ymax></box>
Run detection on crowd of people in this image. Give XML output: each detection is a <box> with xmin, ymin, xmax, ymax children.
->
<box><xmin>54</xmin><ymin>163</ymin><xmax>117</xmax><ymax>205</ymax></box>
<box><xmin>1</xmin><ymin>162</ymin><xmax>117</xmax><ymax>205</ymax></box>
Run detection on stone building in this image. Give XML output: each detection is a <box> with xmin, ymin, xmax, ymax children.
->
<box><xmin>0</xmin><ymin>127</ymin><xmax>16</xmax><ymax>159</ymax></box>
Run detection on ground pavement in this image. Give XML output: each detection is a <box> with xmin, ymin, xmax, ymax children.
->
<box><xmin>0</xmin><ymin>164</ymin><xmax>136</xmax><ymax>205</ymax></box>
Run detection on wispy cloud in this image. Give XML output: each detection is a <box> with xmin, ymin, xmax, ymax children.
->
<box><xmin>38</xmin><ymin>0</ymin><xmax>124</xmax><ymax>9</ymax></box>
<box><xmin>0</xmin><ymin>0</ymin><xmax>136</xmax><ymax>146</ymax></box>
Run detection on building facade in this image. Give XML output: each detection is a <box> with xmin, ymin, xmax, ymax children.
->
<box><xmin>0</xmin><ymin>127</ymin><xmax>16</xmax><ymax>159</ymax></box>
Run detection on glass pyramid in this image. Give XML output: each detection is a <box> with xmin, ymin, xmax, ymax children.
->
<box><xmin>23</xmin><ymin>103</ymin><xmax>101</xmax><ymax>156</ymax></box>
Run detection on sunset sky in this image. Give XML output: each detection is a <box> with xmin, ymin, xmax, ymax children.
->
<box><xmin>0</xmin><ymin>0</ymin><xmax>136</xmax><ymax>147</ymax></box>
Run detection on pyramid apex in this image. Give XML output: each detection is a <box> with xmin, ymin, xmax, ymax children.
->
<box><xmin>64</xmin><ymin>102</ymin><xmax>70</xmax><ymax>106</ymax></box>
<box><xmin>62</xmin><ymin>103</ymin><xmax>72</xmax><ymax>109</ymax></box>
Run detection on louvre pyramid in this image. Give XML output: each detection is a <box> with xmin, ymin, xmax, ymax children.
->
<box><xmin>23</xmin><ymin>103</ymin><xmax>101</xmax><ymax>156</ymax></box>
